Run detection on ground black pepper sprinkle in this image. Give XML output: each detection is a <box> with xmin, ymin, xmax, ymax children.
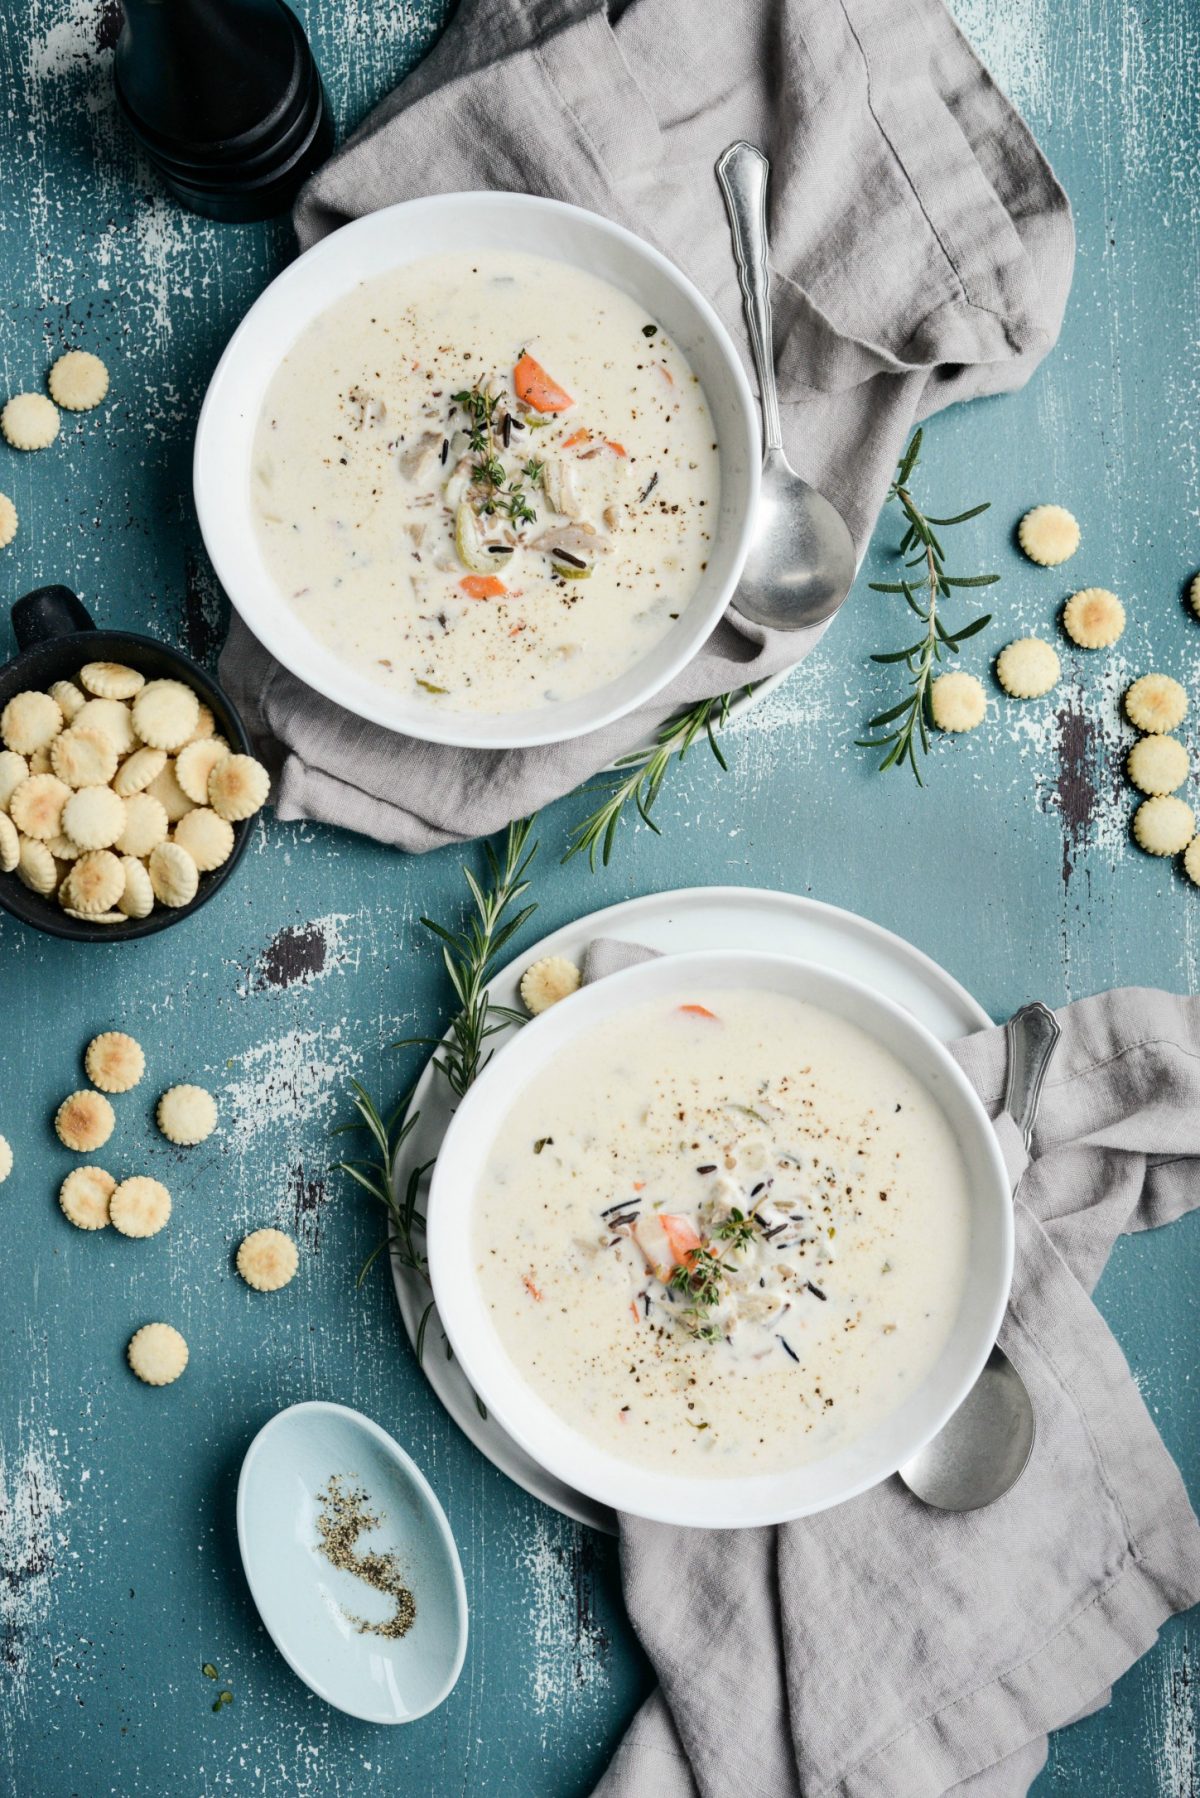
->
<box><xmin>315</xmin><ymin>1476</ymin><xmax>417</xmax><ymax>1641</ymax></box>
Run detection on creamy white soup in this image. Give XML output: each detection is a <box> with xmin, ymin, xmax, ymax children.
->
<box><xmin>473</xmin><ymin>990</ymin><xmax>972</xmax><ymax>1476</ymax></box>
<box><xmin>251</xmin><ymin>251</ymin><xmax>720</xmax><ymax>714</ymax></box>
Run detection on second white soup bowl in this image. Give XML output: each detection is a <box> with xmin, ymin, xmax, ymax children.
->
<box><xmin>194</xmin><ymin>191</ymin><xmax>760</xmax><ymax>750</ymax></box>
<box><xmin>428</xmin><ymin>950</ymin><xmax>1012</xmax><ymax>1530</ymax></box>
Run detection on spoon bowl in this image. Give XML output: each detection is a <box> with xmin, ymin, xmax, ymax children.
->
<box><xmin>898</xmin><ymin>1001</ymin><xmax>1060</xmax><ymax>1511</ymax></box>
<box><xmin>898</xmin><ymin>1344</ymin><xmax>1036</xmax><ymax>1510</ymax></box>
<box><xmin>236</xmin><ymin>1401</ymin><xmax>468</xmax><ymax>1723</ymax></box>
<box><xmin>716</xmin><ymin>143</ymin><xmax>858</xmax><ymax>631</ymax></box>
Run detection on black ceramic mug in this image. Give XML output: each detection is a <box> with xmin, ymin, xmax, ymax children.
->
<box><xmin>0</xmin><ymin>587</ymin><xmax>254</xmax><ymax>942</ymax></box>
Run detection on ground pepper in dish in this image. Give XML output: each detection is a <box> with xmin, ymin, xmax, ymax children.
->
<box><xmin>315</xmin><ymin>1475</ymin><xmax>417</xmax><ymax>1640</ymax></box>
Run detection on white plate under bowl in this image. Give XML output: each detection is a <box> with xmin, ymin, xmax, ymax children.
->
<box><xmin>194</xmin><ymin>191</ymin><xmax>760</xmax><ymax>751</ymax></box>
<box><xmin>426</xmin><ymin>949</ymin><xmax>1012</xmax><ymax>1531</ymax></box>
<box><xmin>392</xmin><ymin>885</ymin><xmax>993</xmax><ymax>1534</ymax></box>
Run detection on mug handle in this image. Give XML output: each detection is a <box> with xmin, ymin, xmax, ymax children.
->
<box><xmin>12</xmin><ymin>585</ymin><xmax>96</xmax><ymax>652</ymax></box>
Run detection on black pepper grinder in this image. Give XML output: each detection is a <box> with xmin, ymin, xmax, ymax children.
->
<box><xmin>113</xmin><ymin>0</ymin><xmax>335</xmax><ymax>223</ymax></box>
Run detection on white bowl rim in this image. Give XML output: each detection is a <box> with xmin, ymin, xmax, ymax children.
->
<box><xmin>194</xmin><ymin>189</ymin><xmax>761</xmax><ymax>750</ymax></box>
<box><xmin>427</xmin><ymin>949</ymin><xmax>1015</xmax><ymax>1529</ymax></box>
<box><xmin>235</xmin><ymin>1398</ymin><xmax>469</xmax><ymax>1722</ymax></box>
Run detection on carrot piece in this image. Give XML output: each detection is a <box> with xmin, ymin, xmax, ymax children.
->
<box><xmin>514</xmin><ymin>353</ymin><xmax>574</xmax><ymax>414</ymax></box>
<box><xmin>657</xmin><ymin>363</ymin><xmax>675</xmax><ymax>386</ymax></box>
<box><xmin>604</xmin><ymin>440</ymin><xmax>628</xmax><ymax>457</ymax></box>
<box><xmin>632</xmin><ymin>1181</ymin><xmax>645</xmax><ymax>1192</ymax></box>
<box><xmin>460</xmin><ymin>575</ymin><xmax>507</xmax><ymax>600</ymax></box>
<box><xmin>679</xmin><ymin>1003</ymin><xmax>718</xmax><ymax>1020</ymax></box>
<box><xmin>562</xmin><ymin>428</ymin><xmax>592</xmax><ymax>449</ymax></box>
<box><xmin>522</xmin><ymin>1272</ymin><xmax>543</xmax><ymax>1301</ymax></box>
<box><xmin>629</xmin><ymin>1301</ymin><xmax>640</xmax><ymax>1325</ymax></box>
<box><xmin>659</xmin><ymin>1215</ymin><xmax>703</xmax><ymax>1267</ymax></box>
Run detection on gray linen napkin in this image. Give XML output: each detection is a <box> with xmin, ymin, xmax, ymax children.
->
<box><xmin>219</xmin><ymin>0</ymin><xmax>1074</xmax><ymax>851</ymax></box>
<box><xmin>579</xmin><ymin>943</ymin><xmax>1200</xmax><ymax>1798</ymax></box>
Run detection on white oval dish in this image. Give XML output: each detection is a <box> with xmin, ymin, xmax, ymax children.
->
<box><xmin>194</xmin><ymin>191</ymin><xmax>760</xmax><ymax>750</ymax></box>
<box><xmin>236</xmin><ymin>1401</ymin><xmax>468</xmax><ymax>1722</ymax></box>
<box><xmin>428</xmin><ymin>949</ymin><xmax>1013</xmax><ymax>1530</ymax></box>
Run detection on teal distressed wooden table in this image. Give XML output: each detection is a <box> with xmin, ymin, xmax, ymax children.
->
<box><xmin>1</xmin><ymin>2</ymin><xmax>1196</xmax><ymax>1792</ymax></box>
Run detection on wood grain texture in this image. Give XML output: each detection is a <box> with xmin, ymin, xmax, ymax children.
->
<box><xmin>0</xmin><ymin>0</ymin><xmax>1196</xmax><ymax>1792</ymax></box>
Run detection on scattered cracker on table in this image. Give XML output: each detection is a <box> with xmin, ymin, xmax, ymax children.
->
<box><xmin>10</xmin><ymin>773</ymin><xmax>69</xmax><ymax>840</ymax></box>
<box><xmin>2</xmin><ymin>691</ymin><xmax>63</xmax><ymax>755</ymax></box>
<box><xmin>80</xmin><ymin>660</ymin><xmax>143</xmax><ymax>701</ymax></box>
<box><xmin>208</xmin><ymin>753</ymin><xmax>270</xmax><ymax>822</ymax></box>
<box><xmin>115</xmin><ymin>791</ymin><xmax>168</xmax><ymax>858</ymax></box>
<box><xmin>0</xmin><ymin>813</ymin><xmax>17</xmax><ymax>874</ymax></box>
<box><xmin>175</xmin><ymin>738</ymin><xmax>229</xmax><ymax>805</ymax></box>
<box><xmin>62</xmin><ymin>850</ymin><xmax>124</xmax><ymax>914</ymax></box>
<box><xmin>59</xmin><ymin>1165</ymin><xmax>114</xmax><ymax>1230</ymax></box>
<box><xmin>1125</xmin><ymin>673</ymin><xmax>1187</xmax><ymax>734</ymax></box>
<box><xmin>520</xmin><ymin>955</ymin><xmax>582</xmax><ymax>1015</ymax></box>
<box><xmin>1017</xmin><ymin>504</ymin><xmax>1079</xmax><ymax>567</ymax></box>
<box><xmin>996</xmin><ymin>637</ymin><xmax>1061</xmax><ymax>699</ymax></box>
<box><xmin>110</xmin><ymin>1175</ymin><xmax>172</xmax><ymax>1238</ymax></box>
<box><xmin>127</xmin><ymin>1322</ymin><xmax>188</xmax><ymax>1386</ymax></box>
<box><xmin>17</xmin><ymin>837</ymin><xmax>55</xmax><ymax>894</ymax></box>
<box><xmin>46</xmin><ymin>831</ymin><xmax>82</xmax><ymax>861</ymax></box>
<box><xmin>1132</xmin><ymin>794</ymin><xmax>1195</xmax><ymax>857</ymax></box>
<box><xmin>131</xmin><ymin>680</ymin><xmax>199</xmax><ymax>752</ymax></box>
<box><xmin>48</xmin><ymin>350</ymin><xmax>109</xmax><ymax>413</ymax></box>
<box><xmin>51</xmin><ymin>726</ymin><xmax>118</xmax><ymax>789</ymax></box>
<box><xmin>63</xmin><ymin>786</ymin><xmax>126</xmax><ymax>851</ymax></box>
<box><xmin>85</xmin><ymin>1031</ymin><xmax>145</xmax><ymax>1094</ymax></box>
<box><xmin>157</xmin><ymin>1083</ymin><xmax>217</xmax><ymax>1146</ymax></box>
<box><xmin>0</xmin><ymin>493</ymin><xmax>16</xmax><ymax>549</ymax></box>
<box><xmin>173</xmin><ymin>807</ymin><xmax>234</xmax><ymax>871</ymax></box>
<box><xmin>930</xmin><ymin>671</ymin><xmax>987</xmax><ymax>734</ymax></box>
<box><xmin>1127</xmin><ymin>735</ymin><xmax>1188</xmax><ymax>797</ymax></box>
<box><xmin>237</xmin><ymin>1227</ymin><xmax>299</xmax><ymax>1292</ymax></box>
<box><xmin>112</xmin><ymin>744</ymin><xmax>165</xmax><ymax>797</ymax></box>
<box><xmin>1</xmin><ymin>392</ymin><xmax>59</xmax><ymax>451</ymax></box>
<box><xmin>148</xmin><ymin>840</ymin><xmax>199</xmax><ymax>908</ymax></box>
<box><xmin>55</xmin><ymin>1089</ymin><xmax>115</xmax><ymax>1152</ymax></box>
<box><xmin>0</xmin><ymin>1134</ymin><xmax>11</xmax><ymax>1184</ymax></box>
<box><xmin>1062</xmin><ymin>588</ymin><xmax>1125</xmax><ymax>649</ymax></box>
<box><xmin>1184</xmin><ymin>837</ymin><xmax>1200</xmax><ymax>888</ymax></box>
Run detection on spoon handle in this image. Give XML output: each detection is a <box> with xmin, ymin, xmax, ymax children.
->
<box><xmin>716</xmin><ymin>141</ymin><xmax>783</xmax><ymax>453</ymax></box>
<box><xmin>1002</xmin><ymin>1001</ymin><xmax>1061</xmax><ymax>1154</ymax></box>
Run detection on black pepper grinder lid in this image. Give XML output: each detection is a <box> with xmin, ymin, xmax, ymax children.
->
<box><xmin>114</xmin><ymin>0</ymin><xmax>334</xmax><ymax>223</ymax></box>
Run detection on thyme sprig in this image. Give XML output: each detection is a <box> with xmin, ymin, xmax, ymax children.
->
<box><xmin>668</xmin><ymin>1204</ymin><xmax>767</xmax><ymax>1338</ymax></box>
<box><xmin>857</xmin><ymin>428</ymin><xmax>997</xmax><ymax>784</ymax></box>
<box><xmin>566</xmin><ymin>690</ymin><xmax>748</xmax><ymax>868</ymax></box>
<box><xmin>451</xmin><ymin>384</ymin><xmax>539</xmax><ymax>525</ymax></box>
<box><xmin>333</xmin><ymin>819</ymin><xmax>540</xmax><ymax>1383</ymax></box>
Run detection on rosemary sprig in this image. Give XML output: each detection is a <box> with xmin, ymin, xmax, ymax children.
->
<box><xmin>856</xmin><ymin>428</ymin><xmax>997</xmax><ymax>784</ymax></box>
<box><xmin>565</xmin><ymin>689</ymin><xmax>747</xmax><ymax>868</ymax></box>
<box><xmin>400</xmin><ymin>816</ymin><xmax>538</xmax><ymax>1095</ymax></box>
<box><xmin>332</xmin><ymin>819</ymin><xmax>540</xmax><ymax>1386</ymax></box>
<box><xmin>331</xmin><ymin>1084</ymin><xmax>438</xmax><ymax>1353</ymax></box>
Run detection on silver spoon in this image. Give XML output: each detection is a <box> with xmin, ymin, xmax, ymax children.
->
<box><xmin>715</xmin><ymin>141</ymin><xmax>857</xmax><ymax>632</ymax></box>
<box><xmin>898</xmin><ymin>1000</ymin><xmax>1061</xmax><ymax>1511</ymax></box>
